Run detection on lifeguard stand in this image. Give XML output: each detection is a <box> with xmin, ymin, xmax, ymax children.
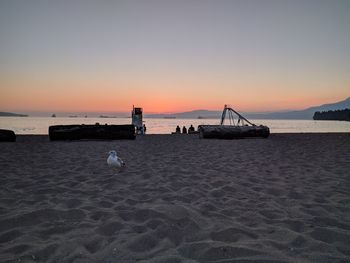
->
<box><xmin>132</xmin><ymin>106</ymin><xmax>144</xmax><ymax>134</ymax></box>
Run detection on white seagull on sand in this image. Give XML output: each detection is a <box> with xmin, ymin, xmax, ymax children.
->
<box><xmin>107</xmin><ymin>150</ymin><xmax>125</xmax><ymax>171</ymax></box>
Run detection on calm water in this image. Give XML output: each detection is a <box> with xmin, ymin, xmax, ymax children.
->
<box><xmin>0</xmin><ymin>117</ymin><xmax>349</xmax><ymax>135</ymax></box>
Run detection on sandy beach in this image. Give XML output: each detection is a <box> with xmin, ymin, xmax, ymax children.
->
<box><xmin>0</xmin><ymin>133</ymin><xmax>349</xmax><ymax>263</ymax></box>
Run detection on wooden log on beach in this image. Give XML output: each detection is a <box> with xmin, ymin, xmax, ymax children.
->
<box><xmin>198</xmin><ymin>125</ymin><xmax>270</xmax><ymax>139</ymax></box>
<box><xmin>49</xmin><ymin>124</ymin><xmax>136</xmax><ymax>141</ymax></box>
<box><xmin>0</xmin><ymin>129</ymin><xmax>16</xmax><ymax>142</ymax></box>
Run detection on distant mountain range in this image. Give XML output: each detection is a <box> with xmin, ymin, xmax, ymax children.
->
<box><xmin>146</xmin><ymin>110</ymin><xmax>222</xmax><ymax>119</ymax></box>
<box><xmin>145</xmin><ymin>97</ymin><xmax>350</xmax><ymax>120</ymax></box>
<box><xmin>245</xmin><ymin>97</ymin><xmax>350</xmax><ymax>120</ymax></box>
<box><xmin>0</xmin><ymin>112</ymin><xmax>28</xmax><ymax>117</ymax></box>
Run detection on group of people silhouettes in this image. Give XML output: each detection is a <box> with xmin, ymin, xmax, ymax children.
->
<box><xmin>175</xmin><ymin>124</ymin><xmax>195</xmax><ymax>134</ymax></box>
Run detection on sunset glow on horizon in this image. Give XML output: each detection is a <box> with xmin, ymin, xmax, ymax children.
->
<box><xmin>1</xmin><ymin>0</ymin><xmax>349</xmax><ymax>114</ymax></box>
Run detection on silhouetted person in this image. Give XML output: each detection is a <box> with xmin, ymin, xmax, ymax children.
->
<box><xmin>182</xmin><ymin>126</ymin><xmax>187</xmax><ymax>134</ymax></box>
<box><xmin>188</xmin><ymin>124</ymin><xmax>195</xmax><ymax>133</ymax></box>
<box><xmin>143</xmin><ymin>124</ymin><xmax>146</xmax><ymax>134</ymax></box>
<box><xmin>176</xmin><ymin>125</ymin><xmax>181</xmax><ymax>133</ymax></box>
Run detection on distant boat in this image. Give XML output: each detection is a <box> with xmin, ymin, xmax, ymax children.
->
<box><xmin>51</xmin><ymin>114</ymin><xmax>56</xmax><ymax>118</ymax></box>
<box><xmin>197</xmin><ymin>116</ymin><xmax>204</xmax><ymax>119</ymax></box>
<box><xmin>99</xmin><ymin>115</ymin><xmax>115</xmax><ymax>118</ymax></box>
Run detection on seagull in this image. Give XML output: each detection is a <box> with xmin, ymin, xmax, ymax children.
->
<box><xmin>107</xmin><ymin>150</ymin><xmax>125</xmax><ymax>171</ymax></box>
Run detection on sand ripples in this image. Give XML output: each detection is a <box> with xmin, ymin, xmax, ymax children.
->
<box><xmin>0</xmin><ymin>134</ymin><xmax>349</xmax><ymax>262</ymax></box>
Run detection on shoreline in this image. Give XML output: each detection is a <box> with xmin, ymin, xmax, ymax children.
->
<box><xmin>11</xmin><ymin>131</ymin><xmax>350</xmax><ymax>138</ymax></box>
<box><xmin>9</xmin><ymin>132</ymin><xmax>350</xmax><ymax>144</ymax></box>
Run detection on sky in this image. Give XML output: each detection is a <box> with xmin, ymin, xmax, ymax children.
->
<box><xmin>0</xmin><ymin>0</ymin><xmax>349</xmax><ymax>114</ymax></box>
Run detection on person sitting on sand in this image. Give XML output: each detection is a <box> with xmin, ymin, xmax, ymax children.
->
<box><xmin>176</xmin><ymin>125</ymin><xmax>181</xmax><ymax>133</ymax></box>
<box><xmin>188</xmin><ymin>124</ymin><xmax>195</xmax><ymax>133</ymax></box>
<box><xmin>182</xmin><ymin>126</ymin><xmax>187</xmax><ymax>134</ymax></box>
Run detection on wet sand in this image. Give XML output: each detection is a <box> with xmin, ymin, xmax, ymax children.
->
<box><xmin>0</xmin><ymin>133</ymin><xmax>349</xmax><ymax>262</ymax></box>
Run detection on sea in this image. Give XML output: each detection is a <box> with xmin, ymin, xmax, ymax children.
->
<box><xmin>1</xmin><ymin>117</ymin><xmax>349</xmax><ymax>135</ymax></box>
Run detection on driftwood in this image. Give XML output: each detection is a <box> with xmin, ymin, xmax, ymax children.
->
<box><xmin>0</xmin><ymin>129</ymin><xmax>16</xmax><ymax>142</ymax></box>
<box><xmin>49</xmin><ymin>124</ymin><xmax>135</xmax><ymax>141</ymax></box>
<box><xmin>198</xmin><ymin>125</ymin><xmax>270</xmax><ymax>139</ymax></box>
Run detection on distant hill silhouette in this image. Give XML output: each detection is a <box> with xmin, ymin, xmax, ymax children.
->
<box><xmin>246</xmin><ymin>97</ymin><xmax>350</xmax><ymax>120</ymax></box>
<box><xmin>146</xmin><ymin>110</ymin><xmax>221</xmax><ymax>119</ymax></box>
<box><xmin>313</xmin><ymin>109</ymin><xmax>350</xmax><ymax>121</ymax></box>
<box><xmin>145</xmin><ymin>97</ymin><xmax>350</xmax><ymax>120</ymax></box>
<box><xmin>0</xmin><ymin>112</ymin><xmax>28</xmax><ymax>117</ymax></box>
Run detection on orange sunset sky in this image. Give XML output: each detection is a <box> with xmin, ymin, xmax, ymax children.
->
<box><xmin>1</xmin><ymin>1</ymin><xmax>349</xmax><ymax>114</ymax></box>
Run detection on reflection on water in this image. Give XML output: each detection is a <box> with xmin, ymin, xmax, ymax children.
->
<box><xmin>0</xmin><ymin>117</ymin><xmax>349</xmax><ymax>134</ymax></box>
